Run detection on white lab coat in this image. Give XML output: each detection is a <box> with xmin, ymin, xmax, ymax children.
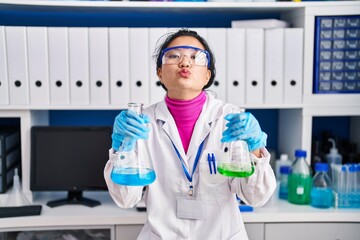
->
<box><xmin>104</xmin><ymin>92</ymin><xmax>276</xmax><ymax>240</ymax></box>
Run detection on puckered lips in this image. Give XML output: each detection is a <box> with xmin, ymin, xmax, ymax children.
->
<box><xmin>178</xmin><ymin>69</ymin><xmax>191</xmax><ymax>78</ymax></box>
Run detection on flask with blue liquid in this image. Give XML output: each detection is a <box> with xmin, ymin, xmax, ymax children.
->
<box><xmin>311</xmin><ymin>163</ymin><xmax>332</xmax><ymax>209</ymax></box>
<box><xmin>111</xmin><ymin>103</ymin><xmax>156</xmax><ymax>186</ymax></box>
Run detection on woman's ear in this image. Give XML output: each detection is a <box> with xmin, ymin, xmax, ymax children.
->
<box><xmin>157</xmin><ymin>68</ymin><xmax>162</xmax><ymax>80</ymax></box>
<box><xmin>206</xmin><ymin>69</ymin><xmax>211</xmax><ymax>84</ymax></box>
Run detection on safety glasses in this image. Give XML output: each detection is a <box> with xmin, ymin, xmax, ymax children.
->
<box><xmin>160</xmin><ymin>45</ymin><xmax>210</xmax><ymax>67</ymax></box>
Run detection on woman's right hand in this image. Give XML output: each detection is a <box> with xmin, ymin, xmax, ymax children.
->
<box><xmin>111</xmin><ymin>110</ymin><xmax>150</xmax><ymax>152</ymax></box>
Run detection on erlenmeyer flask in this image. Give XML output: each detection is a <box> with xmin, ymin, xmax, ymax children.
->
<box><xmin>217</xmin><ymin>139</ymin><xmax>255</xmax><ymax>178</ymax></box>
<box><xmin>110</xmin><ymin>103</ymin><xmax>156</xmax><ymax>186</ymax></box>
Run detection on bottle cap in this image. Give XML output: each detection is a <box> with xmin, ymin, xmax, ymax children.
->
<box><xmin>349</xmin><ymin>164</ymin><xmax>356</xmax><ymax>173</ymax></box>
<box><xmin>280</xmin><ymin>165</ymin><xmax>291</xmax><ymax>174</ymax></box>
<box><xmin>315</xmin><ymin>162</ymin><xmax>328</xmax><ymax>172</ymax></box>
<box><xmin>295</xmin><ymin>149</ymin><xmax>306</xmax><ymax>158</ymax></box>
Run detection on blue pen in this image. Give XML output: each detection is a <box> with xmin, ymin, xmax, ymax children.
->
<box><xmin>207</xmin><ymin>153</ymin><xmax>213</xmax><ymax>174</ymax></box>
<box><xmin>211</xmin><ymin>153</ymin><xmax>217</xmax><ymax>174</ymax></box>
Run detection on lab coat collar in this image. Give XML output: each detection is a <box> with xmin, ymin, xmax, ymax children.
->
<box><xmin>155</xmin><ymin>92</ymin><xmax>223</xmax><ymax>165</ymax></box>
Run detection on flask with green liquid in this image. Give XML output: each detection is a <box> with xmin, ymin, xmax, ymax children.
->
<box><xmin>217</xmin><ymin>140</ymin><xmax>255</xmax><ymax>178</ymax></box>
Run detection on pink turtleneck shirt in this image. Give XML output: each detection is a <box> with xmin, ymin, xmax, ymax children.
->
<box><xmin>165</xmin><ymin>91</ymin><xmax>207</xmax><ymax>153</ymax></box>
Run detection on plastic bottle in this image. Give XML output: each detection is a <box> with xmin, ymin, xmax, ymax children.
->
<box><xmin>5</xmin><ymin>168</ymin><xmax>31</xmax><ymax>206</ymax></box>
<box><xmin>310</xmin><ymin>163</ymin><xmax>333</xmax><ymax>209</ymax></box>
<box><xmin>348</xmin><ymin>164</ymin><xmax>358</xmax><ymax>208</ymax></box>
<box><xmin>275</xmin><ymin>154</ymin><xmax>292</xmax><ymax>180</ymax></box>
<box><xmin>111</xmin><ymin>103</ymin><xmax>156</xmax><ymax>186</ymax></box>
<box><xmin>279</xmin><ymin>165</ymin><xmax>291</xmax><ymax>200</ymax></box>
<box><xmin>288</xmin><ymin>149</ymin><xmax>312</xmax><ymax>205</ymax></box>
<box><xmin>325</xmin><ymin>138</ymin><xmax>342</xmax><ymax>180</ymax></box>
<box><xmin>311</xmin><ymin>140</ymin><xmax>322</xmax><ymax>174</ymax></box>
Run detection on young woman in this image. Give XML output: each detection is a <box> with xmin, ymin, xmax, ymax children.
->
<box><xmin>104</xmin><ymin>29</ymin><xmax>276</xmax><ymax>240</ymax></box>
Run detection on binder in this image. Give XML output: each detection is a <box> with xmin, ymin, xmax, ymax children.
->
<box><xmin>129</xmin><ymin>28</ymin><xmax>149</xmax><ymax>104</ymax></box>
<box><xmin>207</xmin><ymin>28</ymin><xmax>227</xmax><ymax>101</ymax></box>
<box><xmin>109</xmin><ymin>28</ymin><xmax>130</xmax><ymax>106</ymax></box>
<box><xmin>48</xmin><ymin>27</ymin><xmax>70</xmax><ymax>106</ymax></box>
<box><xmin>89</xmin><ymin>27</ymin><xmax>109</xmax><ymax>105</ymax></box>
<box><xmin>226</xmin><ymin>28</ymin><xmax>245</xmax><ymax>106</ymax></box>
<box><xmin>68</xmin><ymin>27</ymin><xmax>90</xmax><ymax>105</ymax></box>
<box><xmin>245</xmin><ymin>28</ymin><xmax>264</xmax><ymax>104</ymax></box>
<box><xmin>27</xmin><ymin>27</ymin><xmax>50</xmax><ymax>106</ymax></box>
<box><xmin>264</xmin><ymin>28</ymin><xmax>284</xmax><ymax>104</ymax></box>
<box><xmin>283</xmin><ymin>28</ymin><xmax>303</xmax><ymax>104</ymax></box>
<box><xmin>5</xmin><ymin>27</ymin><xmax>29</xmax><ymax>105</ymax></box>
<box><xmin>149</xmin><ymin>28</ymin><xmax>168</xmax><ymax>104</ymax></box>
<box><xmin>0</xmin><ymin>26</ymin><xmax>9</xmax><ymax>105</ymax></box>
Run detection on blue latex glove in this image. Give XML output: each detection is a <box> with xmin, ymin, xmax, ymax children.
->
<box><xmin>221</xmin><ymin>112</ymin><xmax>267</xmax><ymax>152</ymax></box>
<box><xmin>112</xmin><ymin>110</ymin><xmax>150</xmax><ymax>152</ymax></box>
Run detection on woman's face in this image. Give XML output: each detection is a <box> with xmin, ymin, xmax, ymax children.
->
<box><xmin>157</xmin><ymin>36</ymin><xmax>211</xmax><ymax>100</ymax></box>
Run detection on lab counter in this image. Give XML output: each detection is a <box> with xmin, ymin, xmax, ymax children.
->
<box><xmin>0</xmin><ymin>192</ymin><xmax>359</xmax><ymax>240</ymax></box>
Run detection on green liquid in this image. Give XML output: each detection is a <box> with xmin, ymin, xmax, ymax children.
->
<box><xmin>217</xmin><ymin>163</ymin><xmax>255</xmax><ymax>178</ymax></box>
<box><xmin>288</xmin><ymin>173</ymin><xmax>312</xmax><ymax>205</ymax></box>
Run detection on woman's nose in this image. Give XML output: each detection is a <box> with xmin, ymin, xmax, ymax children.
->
<box><xmin>179</xmin><ymin>55</ymin><xmax>191</xmax><ymax>68</ymax></box>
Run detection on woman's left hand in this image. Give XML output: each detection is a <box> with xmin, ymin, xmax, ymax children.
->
<box><xmin>221</xmin><ymin>112</ymin><xmax>267</xmax><ymax>152</ymax></box>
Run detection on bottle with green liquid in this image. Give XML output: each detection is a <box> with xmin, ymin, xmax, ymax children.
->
<box><xmin>217</xmin><ymin>140</ymin><xmax>255</xmax><ymax>178</ymax></box>
<box><xmin>288</xmin><ymin>149</ymin><xmax>312</xmax><ymax>205</ymax></box>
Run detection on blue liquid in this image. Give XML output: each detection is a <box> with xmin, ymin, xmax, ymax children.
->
<box><xmin>111</xmin><ymin>167</ymin><xmax>156</xmax><ymax>186</ymax></box>
<box><xmin>310</xmin><ymin>187</ymin><xmax>333</xmax><ymax>209</ymax></box>
<box><xmin>279</xmin><ymin>186</ymin><xmax>288</xmax><ymax>200</ymax></box>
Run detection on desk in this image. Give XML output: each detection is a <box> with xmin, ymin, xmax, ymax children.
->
<box><xmin>0</xmin><ymin>192</ymin><xmax>359</xmax><ymax>240</ymax></box>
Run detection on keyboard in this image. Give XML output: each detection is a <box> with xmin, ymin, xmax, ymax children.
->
<box><xmin>0</xmin><ymin>205</ymin><xmax>42</xmax><ymax>218</ymax></box>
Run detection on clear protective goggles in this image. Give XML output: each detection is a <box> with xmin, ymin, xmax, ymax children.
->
<box><xmin>160</xmin><ymin>45</ymin><xmax>210</xmax><ymax>67</ymax></box>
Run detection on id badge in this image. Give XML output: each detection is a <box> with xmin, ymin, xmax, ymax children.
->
<box><xmin>176</xmin><ymin>197</ymin><xmax>206</xmax><ymax>220</ymax></box>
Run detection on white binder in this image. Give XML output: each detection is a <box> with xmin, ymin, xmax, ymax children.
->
<box><xmin>0</xmin><ymin>26</ymin><xmax>9</xmax><ymax>105</ymax></box>
<box><xmin>5</xmin><ymin>27</ymin><xmax>29</xmax><ymax>105</ymax></box>
<box><xmin>109</xmin><ymin>28</ymin><xmax>130</xmax><ymax>106</ymax></box>
<box><xmin>68</xmin><ymin>27</ymin><xmax>90</xmax><ymax>105</ymax></box>
<box><xmin>264</xmin><ymin>28</ymin><xmax>284</xmax><ymax>104</ymax></box>
<box><xmin>48</xmin><ymin>27</ymin><xmax>70</xmax><ymax>106</ymax></box>
<box><xmin>207</xmin><ymin>28</ymin><xmax>227</xmax><ymax>101</ymax></box>
<box><xmin>129</xmin><ymin>28</ymin><xmax>149</xmax><ymax>105</ymax></box>
<box><xmin>27</xmin><ymin>27</ymin><xmax>50</xmax><ymax>106</ymax></box>
<box><xmin>284</xmin><ymin>28</ymin><xmax>303</xmax><ymax>104</ymax></box>
<box><xmin>149</xmin><ymin>28</ymin><xmax>168</xmax><ymax>104</ymax></box>
<box><xmin>226</xmin><ymin>28</ymin><xmax>245</xmax><ymax>106</ymax></box>
<box><xmin>89</xmin><ymin>27</ymin><xmax>109</xmax><ymax>105</ymax></box>
<box><xmin>245</xmin><ymin>28</ymin><xmax>264</xmax><ymax>104</ymax></box>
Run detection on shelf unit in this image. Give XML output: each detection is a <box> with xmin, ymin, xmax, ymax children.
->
<box><xmin>0</xmin><ymin>0</ymin><xmax>359</xmax><ymax>203</ymax></box>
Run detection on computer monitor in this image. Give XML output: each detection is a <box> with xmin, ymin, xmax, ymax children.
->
<box><xmin>30</xmin><ymin>126</ymin><xmax>111</xmax><ymax>208</ymax></box>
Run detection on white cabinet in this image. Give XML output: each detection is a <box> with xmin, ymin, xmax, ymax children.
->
<box><xmin>265</xmin><ymin>223</ymin><xmax>360</xmax><ymax>240</ymax></box>
<box><xmin>115</xmin><ymin>223</ymin><xmax>265</xmax><ymax>240</ymax></box>
<box><xmin>0</xmin><ymin>0</ymin><xmax>359</xmax><ymax>208</ymax></box>
<box><xmin>115</xmin><ymin>225</ymin><xmax>143</xmax><ymax>240</ymax></box>
<box><xmin>245</xmin><ymin>223</ymin><xmax>264</xmax><ymax>240</ymax></box>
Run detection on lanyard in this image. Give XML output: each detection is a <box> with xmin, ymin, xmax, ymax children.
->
<box><xmin>172</xmin><ymin>140</ymin><xmax>205</xmax><ymax>197</ymax></box>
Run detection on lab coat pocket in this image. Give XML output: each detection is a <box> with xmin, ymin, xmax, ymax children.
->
<box><xmin>200</xmin><ymin>149</ymin><xmax>227</xmax><ymax>184</ymax></box>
